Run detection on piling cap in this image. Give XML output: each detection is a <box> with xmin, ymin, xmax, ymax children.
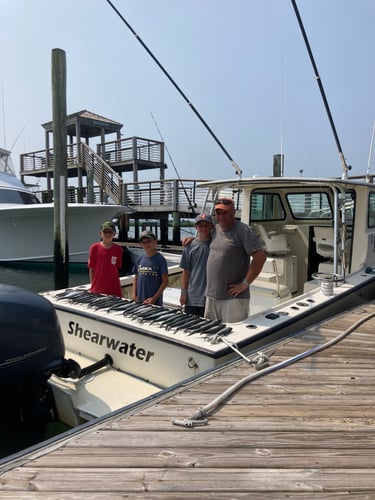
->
<box><xmin>100</xmin><ymin>221</ymin><xmax>116</xmax><ymax>232</ymax></box>
<box><xmin>195</xmin><ymin>213</ymin><xmax>214</xmax><ymax>224</ymax></box>
<box><xmin>140</xmin><ymin>230</ymin><xmax>156</xmax><ymax>242</ymax></box>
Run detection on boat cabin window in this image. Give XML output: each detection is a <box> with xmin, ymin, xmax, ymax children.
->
<box><xmin>0</xmin><ymin>188</ymin><xmax>40</xmax><ymax>205</ymax></box>
<box><xmin>286</xmin><ymin>192</ymin><xmax>332</xmax><ymax>219</ymax></box>
<box><xmin>368</xmin><ymin>192</ymin><xmax>375</xmax><ymax>228</ymax></box>
<box><xmin>250</xmin><ymin>192</ymin><xmax>285</xmax><ymax>221</ymax></box>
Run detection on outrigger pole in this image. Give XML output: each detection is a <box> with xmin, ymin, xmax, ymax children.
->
<box><xmin>105</xmin><ymin>0</ymin><xmax>242</xmax><ymax>178</ymax></box>
<box><xmin>151</xmin><ymin>112</ymin><xmax>197</xmax><ymax>216</ymax></box>
<box><xmin>291</xmin><ymin>0</ymin><xmax>350</xmax><ymax>179</ymax></box>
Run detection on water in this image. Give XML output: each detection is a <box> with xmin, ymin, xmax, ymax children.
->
<box><xmin>0</xmin><ymin>264</ymin><xmax>89</xmax><ymax>293</ymax></box>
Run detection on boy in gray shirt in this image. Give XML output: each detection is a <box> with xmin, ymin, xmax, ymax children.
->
<box><xmin>179</xmin><ymin>213</ymin><xmax>214</xmax><ymax>317</ymax></box>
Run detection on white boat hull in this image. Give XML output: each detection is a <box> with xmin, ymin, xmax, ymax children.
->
<box><xmin>0</xmin><ymin>203</ymin><xmax>128</xmax><ymax>263</ymax></box>
<box><xmin>44</xmin><ymin>269</ymin><xmax>375</xmax><ymax>427</ymax></box>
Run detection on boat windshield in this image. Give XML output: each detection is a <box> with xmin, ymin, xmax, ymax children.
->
<box><xmin>0</xmin><ymin>188</ymin><xmax>40</xmax><ymax>204</ymax></box>
<box><xmin>250</xmin><ymin>190</ymin><xmax>333</xmax><ymax>221</ymax></box>
<box><xmin>286</xmin><ymin>192</ymin><xmax>332</xmax><ymax>219</ymax></box>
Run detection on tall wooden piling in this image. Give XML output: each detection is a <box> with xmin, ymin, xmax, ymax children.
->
<box><xmin>273</xmin><ymin>153</ymin><xmax>284</xmax><ymax>177</ymax></box>
<box><xmin>52</xmin><ymin>48</ymin><xmax>69</xmax><ymax>289</ymax></box>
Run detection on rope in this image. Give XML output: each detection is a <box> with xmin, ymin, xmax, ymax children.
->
<box><xmin>172</xmin><ymin>310</ymin><xmax>375</xmax><ymax>428</ymax></box>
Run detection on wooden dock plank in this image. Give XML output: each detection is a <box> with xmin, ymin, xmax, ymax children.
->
<box><xmin>1</xmin><ymin>303</ymin><xmax>375</xmax><ymax>498</ymax></box>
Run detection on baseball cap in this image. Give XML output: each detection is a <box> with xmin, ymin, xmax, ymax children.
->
<box><xmin>214</xmin><ymin>198</ymin><xmax>234</xmax><ymax>211</ymax></box>
<box><xmin>100</xmin><ymin>221</ymin><xmax>116</xmax><ymax>232</ymax></box>
<box><xmin>140</xmin><ymin>230</ymin><xmax>156</xmax><ymax>241</ymax></box>
<box><xmin>195</xmin><ymin>213</ymin><xmax>214</xmax><ymax>224</ymax></box>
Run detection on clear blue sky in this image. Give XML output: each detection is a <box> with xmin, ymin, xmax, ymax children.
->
<box><xmin>1</xmin><ymin>0</ymin><xmax>374</xmax><ymax>182</ymax></box>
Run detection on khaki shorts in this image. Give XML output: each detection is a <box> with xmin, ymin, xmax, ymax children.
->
<box><xmin>205</xmin><ymin>296</ymin><xmax>250</xmax><ymax>323</ymax></box>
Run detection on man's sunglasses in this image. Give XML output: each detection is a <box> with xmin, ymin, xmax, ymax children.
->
<box><xmin>214</xmin><ymin>198</ymin><xmax>233</xmax><ymax>206</ymax></box>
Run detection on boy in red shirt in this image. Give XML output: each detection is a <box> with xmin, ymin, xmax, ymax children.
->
<box><xmin>88</xmin><ymin>221</ymin><xmax>123</xmax><ymax>298</ymax></box>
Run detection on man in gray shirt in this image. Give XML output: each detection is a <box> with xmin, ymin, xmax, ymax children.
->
<box><xmin>205</xmin><ymin>198</ymin><xmax>266</xmax><ymax>323</ymax></box>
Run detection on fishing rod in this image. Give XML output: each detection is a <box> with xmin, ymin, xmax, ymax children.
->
<box><xmin>105</xmin><ymin>0</ymin><xmax>242</xmax><ymax>177</ymax></box>
<box><xmin>151</xmin><ymin>112</ymin><xmax>197</xmax><ymax>216</ymax></box>
<box><xmin>291</xmin><ymin>0</ymin><xmax>350</xmax><ymax>179</ymax></box>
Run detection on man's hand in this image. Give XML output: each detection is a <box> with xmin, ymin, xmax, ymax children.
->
<box><xmin>227</xmin><ymin>282</ymin><xmax>248</xmax><ymax>297</ymax></box>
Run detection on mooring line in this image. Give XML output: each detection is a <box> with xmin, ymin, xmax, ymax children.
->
<box><xmin>172</xmin><ymin>311</ymin><xmax>375</xmax><ymax>427</ymax></box>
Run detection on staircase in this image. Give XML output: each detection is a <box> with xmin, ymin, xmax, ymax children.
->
<box><xmin>79</xmin><ymin>143</ymin><xmax>123</xmax><ymax>204</ymax></box>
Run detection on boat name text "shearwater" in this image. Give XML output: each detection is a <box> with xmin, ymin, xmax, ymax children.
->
<box><xmin>67</xmin><ymin>321</ymin><xmax>155</xmax><ymax>362</ymax></box>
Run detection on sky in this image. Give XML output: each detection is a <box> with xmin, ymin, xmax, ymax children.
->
<box><xmin>1</xmin><ymin>0</ymin><xmax>375</xmax><ymax>184</ymax></box>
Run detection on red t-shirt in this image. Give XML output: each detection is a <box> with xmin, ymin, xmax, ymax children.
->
<box><xmin>88</xmin><ymin>242</ymin><xmax>123</xmax><ymax>298</ymax></box>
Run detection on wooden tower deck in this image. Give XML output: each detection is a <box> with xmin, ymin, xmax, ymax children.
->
<box><xmin>1</xmin><ymin>301</ymin><xmax>375</xmax><ymax>498</ymax></box>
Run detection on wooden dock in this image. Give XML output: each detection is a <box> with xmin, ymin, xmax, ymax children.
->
<box><xmin>1</xmin><ymin>301</ymin><xmax>375</xmax><ymax>498</ymax></box>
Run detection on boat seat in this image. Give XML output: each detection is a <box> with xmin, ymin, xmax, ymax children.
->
<box><xmin>255</xmin><ymin>256</ymin><xmax>298</xmax><ymax>294</ymax></box>
<box><xmin>318</xmin><ymin>261</ymin><xmax>334</xmax><ymax>273</ymax></box>
<box><xmin>253</xmin><ymin>224</ymin><xmax>290</xmax><ymax>255</ymax></box>
<box><xmin>313</xmin><ymin>226</ymin><xmax>334</xmax><ymax>259</ymax></box>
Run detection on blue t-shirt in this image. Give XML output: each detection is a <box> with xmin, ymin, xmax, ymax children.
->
<box><xmin>133</xmin><ymin>253</ymin><xmax>168</xmax><ymax>305</ymax></box>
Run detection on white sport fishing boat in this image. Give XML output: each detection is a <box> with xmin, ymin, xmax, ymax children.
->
<box><xmin>42</xmin><ymin>174</ymin><xmax>375</xmax><ymax>427</ymax></box>
<box><xmin>39</xmin><ymin>0</ymin><xmax>375</xmax><ymax>429</ymax></box>
<box><xmin>0</xmin><ymin>148</ymin><xmax>131</xmax><ymax>263</ymax></box>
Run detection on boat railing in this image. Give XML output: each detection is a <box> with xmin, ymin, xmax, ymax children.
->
<box><xmin>348</xmin><ymin>174</ymin><xmax>375</xmax><ymax>183</ymax></box>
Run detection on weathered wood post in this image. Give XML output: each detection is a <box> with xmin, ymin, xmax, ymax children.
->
<box><xmin>273</xmin><ymin>154</ymin><xmax>284</xmax><ymax>177</ymax></box>
<box><xmin>52</xmin><ymin>48</ymin><xmax>69</xmax><ymax>289</ymax></box>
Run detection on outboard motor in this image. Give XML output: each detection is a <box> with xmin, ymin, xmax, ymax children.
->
<box><xmin>0</xmin><ymin>284</ymin><xmax>68</xmax><ymax>437</ymax></box>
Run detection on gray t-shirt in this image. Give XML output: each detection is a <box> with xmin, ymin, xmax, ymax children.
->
<box><xmin>206</xmin><ymin>220</ymin><xmax>263</xmax><ymax>300</ymax></box>
<box><xmin>179</xmin><ymin>238</ymin><xmax>211</xmax><ymax>307</ymax></box>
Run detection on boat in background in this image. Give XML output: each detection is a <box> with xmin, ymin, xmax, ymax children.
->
<box><xmin>0</xmin><ymin>148</ymin><xmax>132</xmax><ymax>264</ymax></box>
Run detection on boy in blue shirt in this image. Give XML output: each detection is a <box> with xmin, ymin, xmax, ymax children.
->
<box><xmin>132</xmin><ymin>231</ymin><xmax>168</xmax><ymax>306</ymax></box>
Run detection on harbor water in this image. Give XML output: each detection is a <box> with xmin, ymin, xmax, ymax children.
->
<box><xmin>0</xmin><ymin>264</ymin><xmax>89</xmax><ymax>294</ymax></box>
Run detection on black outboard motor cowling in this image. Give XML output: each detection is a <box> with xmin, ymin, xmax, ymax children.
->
<box><xmin>0</xmin><ymin>284</ymin><xmax>66</xmax><ymax>436</ymax></box>
<box><xmin>0</xmin><ymin>284</ymin><xmax>65</xmax><ymax>383</ymax></box>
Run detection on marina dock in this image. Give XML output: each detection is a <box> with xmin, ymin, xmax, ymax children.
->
<box><xmin>19</xmin><ymin>110</ymin><xmax>215</xmax><ymax>244</ymax></box>
<box><xmin>1</xmin><ymin>301</ymin><xmax>375</xmax><ymax>497</ymax></box>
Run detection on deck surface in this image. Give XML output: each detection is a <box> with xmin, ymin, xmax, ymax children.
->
<box><xmin>1</xmin><ymin>301</ymin><xmax>375</xmax><ymax>498</ymax></box>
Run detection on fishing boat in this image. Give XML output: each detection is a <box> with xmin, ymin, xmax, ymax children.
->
<box><xmin>0</xmin><ymin>148</ymin><xmax>132</xmax><ymax>264</ymax></box>
<box><xmin>8</xmin><ymin>1</ymin><xmax>375</xmax><ymax>431</ymax></box>
<box><xmin>41</xmin><ymin>172</ymin><xmax>375</xmax><ymax>427</ymax></box>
